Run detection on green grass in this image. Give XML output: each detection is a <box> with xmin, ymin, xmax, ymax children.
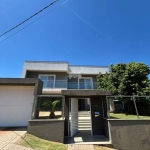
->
<box><xmin>109</xmin><ymin>113</ymin><xmax>150</xmax><ymax>119</ymax></box>
<box><xmin>18</xmin><ymin>134</ymin><xmax>67</xmax><ymax>150</ymax></box>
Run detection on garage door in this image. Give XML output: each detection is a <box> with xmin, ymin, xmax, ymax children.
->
<box><xmin>0</xmin><ymin>86</ymin><xmax>34</xmax><ymax>127</ymax></box>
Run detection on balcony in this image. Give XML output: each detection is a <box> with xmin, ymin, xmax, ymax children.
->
<box><xmin>68</xmin><ymin>82</ymin><xmax>97</xmax><ymax>89</ymax></box>
<box><xmin>42</xmin><ymin>80</ymin><xmax>67</xmax><ymax>88</ymax></box>
<box><xmin>42</xmin><ymin>80</ymin><xmax>98</xmax><ymax>89</ymax></box>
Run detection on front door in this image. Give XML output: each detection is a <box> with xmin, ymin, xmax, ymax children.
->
<box><xmin>70</xmin><ymin>98</ymin><xmax>78</xmax><ymax>137</ymax></box>
<box><xmin>90</xmin><ymin>97</ymin><xmax>104</xmax><ymax>135</ymax></box>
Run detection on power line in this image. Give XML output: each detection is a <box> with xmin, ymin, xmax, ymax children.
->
<box><xmin>0</xmin><ymin>0</ymin><xmax>69</xmax><ymax>44</ymax></box>
<box><xmin>0</xmin><ymin>0</ymin><xmax>58</xmax><ymax>38</ymax></box>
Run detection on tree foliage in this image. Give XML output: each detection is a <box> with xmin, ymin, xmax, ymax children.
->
<box><xmin>42</xmin><ymin>100</ymin><xmax>60</xmax><ymax>118</ymax></box>
<box><xmin>97</xmin><ymin>62</ymin><xmax>150</xmax><ymax>95</ymax></box>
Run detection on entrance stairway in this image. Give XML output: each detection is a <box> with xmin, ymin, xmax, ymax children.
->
<box><xmin>67</xmin><ymin>111</ymin><xmax>111</xmax><ymax>145</ymax></box>
<box><xmin>78</xmin><ymin>111</ymin><xmax>91</xmax><ymax>130</ymax></box>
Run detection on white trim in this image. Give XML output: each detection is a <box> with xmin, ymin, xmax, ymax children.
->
<box><xmin>69</xmin><ymin>98</ymin><xmax>71</xmax><ymax>137</ymax></box>
<box><xmin>90</xmin><ymin>98</ymin><xmax>93</xmax><ymax>136</ymax></box>
<box><xmin>39</xmin><ymin>74</ymin><xmax>56</xmax><ymax>88</ymax></box>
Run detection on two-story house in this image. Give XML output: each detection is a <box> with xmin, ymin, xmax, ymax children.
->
<box><xmin>22</xmin><ymin>61</ymin><xmax>108</xmax><ymax>111</ymax></box>
<box><xmin>0</xmin><ymin>60</ymin><xmax>111</xmax><ymax>144</ymax></box>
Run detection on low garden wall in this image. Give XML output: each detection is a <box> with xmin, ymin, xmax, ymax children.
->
<box><xmin>108</xmin><ymin>119</ymin><xmax>150</xmax><ymax>150</ymax></box>
<box><xmin>27</xmin><ymin>119</ymin><xmax>65</xmax><ymax>143</ymax></box>
<box><xmin>102</xmin><ymin>118</ymin><xmax>110</xmax><ymax>139</ymax></box>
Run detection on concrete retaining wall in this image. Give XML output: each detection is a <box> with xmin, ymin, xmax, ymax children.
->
<box><xmin>27</xmin><ymin>119</ymin><xmax>65</xmax><ymax>143</ymax></box>
<box><xmin>103</xmin><ymin>118</ymin><xmax>109</xmax><ymax>139</ymax></box>
<box><xmin>108</xmin><ymin>119</ymin><xmax>150</xmax><ymax>150</ymax></box>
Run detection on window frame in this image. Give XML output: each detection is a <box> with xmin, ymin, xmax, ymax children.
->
<box><xmin>39</xmin><ymin>74</ymin><xmax>56</xmax><ymax>88</ymax></box>
<box><xmin>78</xmin><ymin>77</ymin><xmax>93</xmax><ymax>89</ymax></box>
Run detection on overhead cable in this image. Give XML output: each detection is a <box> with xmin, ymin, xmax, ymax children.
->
<box><xmin>0</xmin><ymin>0</ymin><xmax>58</xmax><ymax>37</ymax></box>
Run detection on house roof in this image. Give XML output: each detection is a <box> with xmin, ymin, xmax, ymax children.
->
<box><xmin>21</xmin><ymin>61</ymin><xmax>109</xmax><ymax>77</ymax></box>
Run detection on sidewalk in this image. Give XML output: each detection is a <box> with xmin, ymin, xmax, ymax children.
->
<box><xmin>68</xmin><ymin>144</ymin><xmax>95</xmax><ymax>150</ymax></box>
<box><xmin>68</xmin><ymin>144</ymin><xmax>116</xmax><ymax>150</ymax></box>
<box><xmin>0</xmin><ymin>127</ymin><xmax>34</xmax><ymax>150</ymax></box>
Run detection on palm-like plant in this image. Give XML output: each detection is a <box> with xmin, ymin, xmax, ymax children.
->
<box><xmin>42</xmin><ymin>100</ymin><xmax>60</xmax><ymax>119</ymax></box>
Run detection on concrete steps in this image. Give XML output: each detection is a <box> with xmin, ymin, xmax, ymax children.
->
<box><xmin>69</xmin><ymin>111</ymin><xmax>92</xmax><ymax>130</ymax></box>
<box><xmin>79</xmin><ymin>111</ymin><xmax>91</xmax><ymax>131</ymax></box>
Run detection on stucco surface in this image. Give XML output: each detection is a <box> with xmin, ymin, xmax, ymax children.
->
<box><xmin>109</xmin><ymin>119</ymin><xmax>150</xmax><ymax>150</ymax></box>
<box><xmin>22</xmin><ymin>61</ymin><xmax>109</xmax><ymax>77</ymax></box>
<box><xmin>0</xmin><ymin>78</ymin><xmax>43</xmax><ymax>95</ymax></box>
<box><xmin>68</xmin><ymin>66</ymin><xmax>108</xmax><ymax>75</ymax></box>
<box><xmin>22</xmin><ymin>61</ymin><xmax>68</xmax><ymax>77</ymax></box>
<box><xmin>62</xmin><ymin>90</ymin><xmax>111</xmax><ymax>96</ymax></box>
<box><xmin>27</xmin><ymin>119</ymin><xmax>65</xmax><ymax>143</ymax></box>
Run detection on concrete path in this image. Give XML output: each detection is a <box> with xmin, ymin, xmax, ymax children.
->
<box><xmin>68</xmin><ymin>144</ymin><xmax>95</xmax><ymax>150</ymax></box>
<box><xmin>68</xmin><ymin>144</ymin><xmax>116</xmax><ymax>150</ymax></box>
<box><xmin>0</xmin><ymin>127</ymin><xmax>34</xmax><ymax>150</ymax></box>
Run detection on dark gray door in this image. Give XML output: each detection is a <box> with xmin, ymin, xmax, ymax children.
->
<box><xmin>90</xmin><ymin>97</ymin><xmax>104</xmax><ymax>135</ymax></box>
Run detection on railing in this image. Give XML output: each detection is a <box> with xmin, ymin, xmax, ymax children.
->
<box><xmin>42</xmin><ymin>80</ymin><xmax>67</xmax><ymax>88</ymax></box>
<box><xmin>93</xmin><ymin>82</ymin><xmax>98</xmax><ymax>89</ymax></box>
<box><xmin>67</xmin><ymin>82</ymin><xmax>78</xmax><ymax>89</ymax></box>
<box><xmin>68</xmin><ymin>82</ymin><xmax>98</xmax><ymax>89</ymax></box>
<box><xmin>42</xmin><ymin>80</ymin><xmax>98</xmax><ymax>89</ymax></box>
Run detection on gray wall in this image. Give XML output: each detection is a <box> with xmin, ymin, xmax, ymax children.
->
<box><xmin>82</xmin><ymin>75</ymin><xmax>97</xmax><ymax>83</ymax></box>
<box><xmin>26</xmin><ymin>72</ymin><xmax>98</xmax><ymax>88</ymax></box>
<box><xmin>64</xmin><ymin>97</ymin><xmax>69</xmax><ymax>136</ymax></box>
<box><xmin>24</xmin><ymin>73</ymin><xmax>98</xmax><ymax>83</ymax></box>
<box><xmin>109</xmin><ymin>119</ymin><xmax>150</xmax><ymax>150</ymax></box>
<box><xmin>27</xmin><ymin>119</ymin><xmax>65</xmax><ymax>143</ymax></box>
<box><xmin>102</xmin><ymin>118</ymin><xmax>109</xmax><ymax>139</ymax></box>
<box><xmin>26</xmin><ymin>71</ymin><xmax>68</xmax><ymax>80</ymax></box>
<box><xmin>90</xmin><ymin>96</ymin><xmax>104</xmax><ymax>135</ymax></box>
<box><xmin>0</xmin><ymin>78</ymin><xmax>43</xmax><ymax>96</ymax></box>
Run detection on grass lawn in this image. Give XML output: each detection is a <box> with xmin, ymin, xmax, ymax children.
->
<box><xmin>109</xmin><ymin>113</ymin><xmax>150</xmax><ymax>119</ymax></box>
<box><xmin>18</xmin><ymin>134</ymin><xmax>67</xmax><ymax>150</ymax></box>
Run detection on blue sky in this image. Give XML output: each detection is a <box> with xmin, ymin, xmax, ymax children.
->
<box><xmin>0</xmin><ymin>0</ymin><xmax>150</xmax><ymax>77</ymax></box>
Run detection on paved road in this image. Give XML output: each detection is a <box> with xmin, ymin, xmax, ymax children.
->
<box><xmin>0</xmin><ymin>127</ymin><xmax>34</xmax><ymax>150</ymax></box>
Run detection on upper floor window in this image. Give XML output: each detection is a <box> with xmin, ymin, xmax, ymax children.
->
<box><xmin>39</xmin><ymin>75</ymin><xmax>55</xmax><ymax>88</ymax></box>
<box><xmin>79</xmin><ymin>77</ymin><xmax>93</xmax><ymax>89</ymax></box>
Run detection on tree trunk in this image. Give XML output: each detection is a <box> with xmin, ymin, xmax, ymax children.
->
<box><xmin>50</xmin><ymin>111</ymin><xmax>55</xmax><ymax>119</ymax></box>
<box><xmin>109</xmin><ymin>98</ymin><xmax>115</xmax><ymax>112</ymax></box>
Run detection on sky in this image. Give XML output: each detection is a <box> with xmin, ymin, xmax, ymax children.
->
<box><xmin>0</xmin><ymin>0</ymin><xmax>150</xmax><ymax>77</ymax></box>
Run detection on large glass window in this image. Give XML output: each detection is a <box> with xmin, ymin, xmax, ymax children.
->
<box><xmin>35</xmin><ymin>96</ymin><xmax>63</xmax><ymax>119</ymax></box>
<box><xmin>39</xmin><ymin>75</ymin><xmax>55</xmax><ymax>88</ymax></box>
<box><xmin>68</xmin><ymin>78</ymin><xmax>78</xmax><ymax>89</ymax></box>
<box><xmin>79</xmin><ymin>78</ymin><xmax>92</xmax><ymax>89</ymax></box>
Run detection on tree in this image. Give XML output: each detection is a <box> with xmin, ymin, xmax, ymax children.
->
<box><xmin>42</xmin><ymin>100</ymin><xmax>60</xmax><ymax>119</ymax></box>
<box><xmin>97</xmin><ymin>62</ymin><xmax>150</xmax><ymax>96</ymax></box>
<box><xmin>97</xmin><ymin>62</ymin><xmax>150</xmax><ymax>114</ymax></box>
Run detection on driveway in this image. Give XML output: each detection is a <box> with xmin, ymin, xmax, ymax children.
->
<box><xmin>0</xmin><ymin>127</ymin><xmax>34</xmax><ymax>150</ymax></box>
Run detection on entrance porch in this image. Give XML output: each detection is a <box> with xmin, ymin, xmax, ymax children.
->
<box><xmin>62</xmin><ymin>90</ymin><xmax>111</xmax><ymax>144</ymax></box>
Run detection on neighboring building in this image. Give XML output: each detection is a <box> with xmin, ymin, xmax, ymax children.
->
<box><xmin>22</xmin><ymin>61</ymin><xmax>109</xmax><ymax>111</ymax></box>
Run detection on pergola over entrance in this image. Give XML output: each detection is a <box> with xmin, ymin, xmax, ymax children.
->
<box><xmin>62</xmin><ymin>90</ymin><xmax>111</xmax><ymax>97</ymax></box>
<box><xmin>61</xmin><ymin>90</ymin><xmax>111</xmax><ymax>137</ymax></box>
